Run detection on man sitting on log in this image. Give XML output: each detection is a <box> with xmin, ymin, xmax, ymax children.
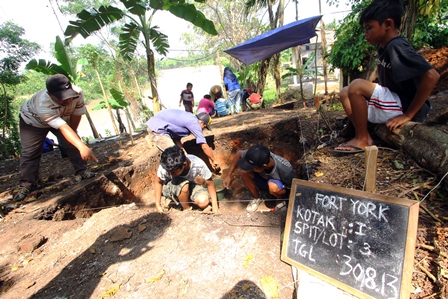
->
<box><xmin>334</xmin><ymin>0</ymin><xmax>440</xmax><ymax>154</ymax></box>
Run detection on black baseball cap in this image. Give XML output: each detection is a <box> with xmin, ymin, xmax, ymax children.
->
<box><xmin>46</xmin><ymin>74</ymin><xmax>79</xmax><ymax>101</ymax></box>
<box><xmin>197</xmin><ymin>113</ymin><xmax>212</xmax><ymax>130</ymax></box>
<box><xmin>238</xmin><ymin>144</ymin><xmax>271</xmax><ymax>171</ymax></box>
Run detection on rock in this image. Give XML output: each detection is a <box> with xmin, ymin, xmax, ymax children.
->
<box><xmin>138</xmin><ymin>223</ymin><xmax>147</xmax><ymax>233</ymax></box>
<box><xmin>110</xmin><ymin>227</ymin><xmax>132</xmax><ymax>242</ymax></box>
<box><xmin>18</xmin><ymin>235</ymin><xmax>47</xmax><ymax>252</ymax></box>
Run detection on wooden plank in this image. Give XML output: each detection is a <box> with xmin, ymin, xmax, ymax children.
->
<box><xmin>281</xmin><ymin>179</ymin><xmax>419</xmax><ymax>299</ymax></box>
<box><xmin>364</xmin><ymin>146</ymin><xmax>378</xmax><ymax>192</ymax></box>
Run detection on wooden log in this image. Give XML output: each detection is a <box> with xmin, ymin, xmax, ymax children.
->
<box><xmin>374</xmin><ymin>122</ymin><xmax>448</xmax><ymax>177</ymax></box>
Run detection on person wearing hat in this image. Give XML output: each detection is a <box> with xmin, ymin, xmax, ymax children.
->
<box><xmin>14</xmin><ymin>74</ymin><xmax>98</xmax><ymax>202</ymax></box>
<box><xmin>223</xmin><ymin>144</ymin><xmax>295</xmax><ymax>212</ymax></box>
<box><xmin>154</xmin><ymin>145</ymin><xmax>218</xmax><ymax>213</ymax></box>
<box><xmin>146</xmin><ymin>109</ymin><xmax>220</xmax><ymax>172</ymax></box>
<box><xmin>209</xmin><ymin>85</ymin><xmax>223</xmax><ymax>103</ymax></box>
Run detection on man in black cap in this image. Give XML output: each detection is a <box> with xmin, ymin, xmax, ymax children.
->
<box><xmin>13</xmin><ymin>74</ymin><xmax>97</xmax><ymax>202</ymax></box>
<box><xmin>223</xmin><ymin>144</ymin><xmax>295</xmax><ymax>212</ymax></box>
<box><xmin>146</xmin><ymin>109</ymin><xmax>220</xmax><ymax>172</ymax></box>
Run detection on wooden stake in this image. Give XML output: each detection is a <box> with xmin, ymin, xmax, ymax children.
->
<box><xmin>364</xmin><ymin>146</ymin><xmax>378</xmax><ymax>192</ymax></box>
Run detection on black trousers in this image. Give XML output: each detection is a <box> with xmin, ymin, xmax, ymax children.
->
<box><xmin>18</xmin><ymin>116</ymin><xmax>87</xmax><ymax>189</ymax></box>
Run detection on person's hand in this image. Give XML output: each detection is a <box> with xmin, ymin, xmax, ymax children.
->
<box><xmin>80</xmin><ymin>146</ymin><xmax>98</xmax><ymax>162</ymax></box>
<box><xmin>386</xmin><ymin>114</ymin><xmax>411</xmax><ymax>131</ymax></box>
<box><xmin>194</xmin><ymin>175</ymin><xmax>206</xmax><ymax>185</ymax></box>
<box><xmin>155</xmin><ymin>203</ymin><xmax>164</xmax><ymax>213</ymax></box>
<box><xmin>222</xmin><ymin>176</ymin><xmax>231</xmax><ymax>189</ymax></box>
<box><xmin>179</xmin><ymin>102</ymin><xmax>181</xmax><ymax>107</ymax></box>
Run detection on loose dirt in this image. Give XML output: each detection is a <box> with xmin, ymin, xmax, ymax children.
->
<box><xmin>0</xmin><ymin>48</ymin><xmax>447</xmax><ymax>299</ymax></box>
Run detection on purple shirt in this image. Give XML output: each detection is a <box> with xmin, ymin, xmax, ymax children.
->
<box><xmin>146</xmin><ymin>109</ymin><xmax>206</xmax><ymax>144</ymax></box>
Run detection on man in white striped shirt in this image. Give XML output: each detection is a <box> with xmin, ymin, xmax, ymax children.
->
<box><xmin>14</xmin><ymin>74</ymin><xmax>97</xmax><ymax>202</ymax></box>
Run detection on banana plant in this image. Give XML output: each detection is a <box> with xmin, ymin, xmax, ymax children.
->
<box><xmin>93</xmin><ymin>88</ymin><xmax>137</xmax><ymax>142</ymax></box>
<box><xmin>26</xmin><ymin>36</ymin><xmax>100</xmax><ymax>138</ymax></box>
<box><xmin>64</xmin><ymin>0</ymin><xmax>217</xmax><ymax>113</ymax></box>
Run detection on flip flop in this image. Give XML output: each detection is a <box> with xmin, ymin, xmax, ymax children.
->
<box><xmin>333</xmin><ymin>144</ymin><xmax>365</xmax><ymax>154</ymax></box>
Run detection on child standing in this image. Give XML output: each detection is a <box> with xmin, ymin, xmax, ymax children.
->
<box><xmin>334</xmin><ymin>0</ymin><xmax>439</xmax><ymax>154</ymax></box>
<box><xmin>154</xmin><ymin>146</ymin><xmax>218</xmax><ymax>213</ymax></box>
<box><xmin>179</xmin><ymin>82</ymin><xmax>194</xmax><ymax>113</ymax></box>
<box><xmin>214</xmin><ymin>92</ymin><xmax>231</xmax><ymax>117</ymax></box>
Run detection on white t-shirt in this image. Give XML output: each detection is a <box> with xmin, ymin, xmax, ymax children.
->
<box><xmin>157</xmin><ymin>154</ymin><xmax>212</xmax><ymax>182</ymax></box>
<box><xmin>20</xmin><ymin>85</ymin><xmax>86</xmax><ymax>129</ymax></box>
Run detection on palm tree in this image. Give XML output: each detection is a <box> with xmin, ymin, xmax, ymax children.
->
<box><xmin>64</xmin><ymin>0</ymin><xmax>217</xmax><ymax>113</ymax></box>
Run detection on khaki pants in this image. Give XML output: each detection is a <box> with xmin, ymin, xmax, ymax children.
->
<box><xmin>146</xmin><ymin>130</ymin><xmax>175</xmax><ymax>152</ymax></box>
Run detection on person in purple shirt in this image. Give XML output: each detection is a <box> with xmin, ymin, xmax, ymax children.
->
<box><xmin>146</xmin><ymin>109</ymin><xmax>220</xmax><ymax>172</ymax></box>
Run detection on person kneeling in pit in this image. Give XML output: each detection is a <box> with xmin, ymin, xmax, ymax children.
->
<box><xmin>223</xmin><ymin>144</ymin><xmax>295</xmax><ymax>212</ymax></box>
<box><xmin>154</xmin><ymin>146</ymin><xmax>218</xmax><ymax>213</ymax></box>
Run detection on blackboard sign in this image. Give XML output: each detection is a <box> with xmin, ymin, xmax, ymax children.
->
<box><xmin>281</xmin><ymin>179</ymin><xmax>419</xmax><ymax>299</ymax></box>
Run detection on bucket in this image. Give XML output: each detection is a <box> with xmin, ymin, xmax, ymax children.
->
<box><xmin>213</xmin><ymin>178</ymin><xmax>226</xmax><ymax>201</ymax></box>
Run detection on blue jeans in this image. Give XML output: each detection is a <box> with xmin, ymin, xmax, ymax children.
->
<box><xmin>228</xmin><ymin>89</ymin><xmax>241</xmax><ymax>114</ymax></box>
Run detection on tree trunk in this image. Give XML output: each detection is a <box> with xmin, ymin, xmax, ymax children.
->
<box><xmin>257</xmin><ymin>58</ymin><xmax>270</xmax><ymax>105</ymax></box>
<box><xmin>320</xmin><ymin>19</ymin><xmax>328</xmax><ymax>95</ymax></box>
<box><xmin>297</xmin><ymin>47</ymin><xmax>304</xmax><ymax>100</ymax></box>
<box><xmin>216</xmin><ymin>50</ymin><xmax>227</xmax><ymax>98</ymax></box>
<box><xmin>273</xmin><ymin>0</ymin><xmax>285</xmax><ymax>100</ymax></box>
<box><xmin>115</xmin><ymin>110</ymin><xmax>126</xmax><ymax>134</ymax></box>
<box><xmin>273</xmin><ymin>53</ymin><xmax>281</xmax><ymax>101</ymax></box>
<box><xmin>401</xmin><ymin>0</ymin><xmax>418</xmax><ymax>41</ymax></box>
<box><xmin>95</xmin><ymin>68</ymin><xmax>119</xmax><ymax>135</ymax></box>
<box><xmin>84</xmin><ymin>110</ymin><xmax>100</xmax><ymax>139</ymax></box>
<box><xmin>374</xmin><ymin>122</ymin><xmax>448</xmax><ymax>177</ymax></box>
<box><xmin>146</xmin><ymin>48</ymin><xmax>160</xmax><ymax>113</ymax></box>
<box><xmin>125</xmin><ymin>107</ymin><xmax>137</xmax><ymax>131</ymax></box>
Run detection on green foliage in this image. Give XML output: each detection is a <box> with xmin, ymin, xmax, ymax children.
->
<box><xmin>0</xmin><ymin>21</ymin><xmax>40</xmax><ymax>159</ymax></box>
<box><xmin>93</xmin><ymin>88</ymin><xmax>130</xmax><ymax>110</ymax></box>
<box><xmin>0</xmin><ymin>95</ymin><xmax>21</xmax><ymax>157</ymax></box>
<box><xmin>109</xmin><ymin>88</ymin><xmax>130</xmax><ymax>107</ymax></box>
<box><xmin>0</xmin><ymin>22</ymin><xmax>41</xmax><ymax>86</ymax></box>
<box><xmin>8</xmin><ymin>71</ymin><xmax>47</xmax><ymax>98</ymax></box>
<box><xmin>26</xmin><ymin>36</ymin><xmax>81</xmax><ymax>82</ymax></box>
<box><xmin>262</xmin><ymin>89</ymin><xmax>277</xmax><ymax>107</ymax></box>
<box><xmin>328</xmin><ymin>0</ymin><xmax>447</xmax><ymax>79</ymax></box>
<box><xmin>412</xmin><ymin>1</ymin><xmax>448</xmax><ymax>48</ymax></box>
<box><xmin>236</xmin><ymin>63</ymin><xmax>260</xmax><ymax>89</ymax></box>
<box><xmin>328</xmin><ymin>1</ymin><xmax>375</xmax><ymax>75</ymax></box>
<box><xmin>65</xmin><ymin>0</ymin><xmax>217</xmax><ymax>57</ymax></box>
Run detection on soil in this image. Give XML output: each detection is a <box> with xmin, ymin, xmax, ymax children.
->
<box><xmin>0</xmin><ymin>48</ymin><xmax>447</xmax><ymax>299</ymax></box>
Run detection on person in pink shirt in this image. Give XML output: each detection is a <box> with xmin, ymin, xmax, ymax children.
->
<box><xmin>196</xmin><ymin>94</ymin><xmax>215</xmax><ymax>116</ymax></box>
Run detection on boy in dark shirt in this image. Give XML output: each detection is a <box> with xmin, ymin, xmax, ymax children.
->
<box><xmin>223</xmin><ymin>144</ymin><xmax>294</xmax><ymax>212</ymax></box>
<box><xmin>179</xmin><ymin>82</ymin><xmax>194</xmax><ymax>113</ymax></box>
<box><xmin>334</xmin><ymin>0</ymin><xmax>440</xmax><ymax>153</ymax></box>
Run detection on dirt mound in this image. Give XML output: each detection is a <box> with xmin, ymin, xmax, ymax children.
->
<box><xmin>421</xmin><ymin>46</ymin><xmax>448</xmax><ymax>94</ymax></box>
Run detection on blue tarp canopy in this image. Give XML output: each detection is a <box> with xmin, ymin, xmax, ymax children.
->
<box><xmin>224</xmin><ymin>15</ymin><xmax>322</xmax><ymax>65</ymax></box>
